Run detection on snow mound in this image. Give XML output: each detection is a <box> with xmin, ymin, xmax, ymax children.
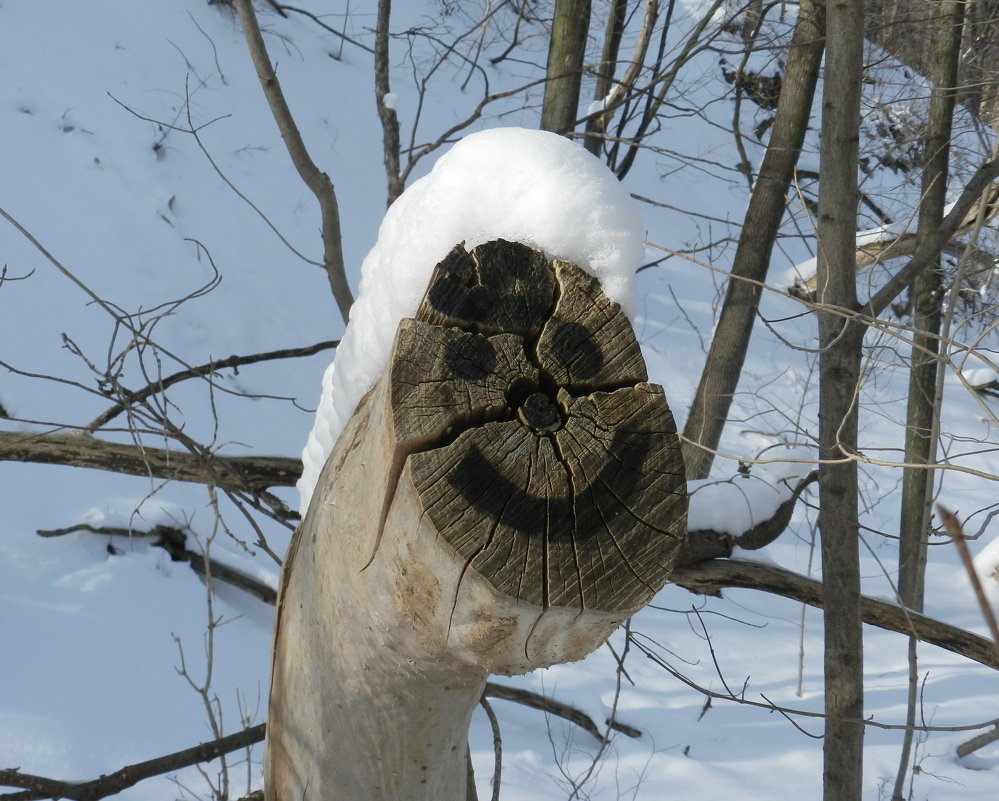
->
<box><xmin>687</xmin><ymin>450</ymin><xmax>814</xmax><ymax>538</ymax></box>
<box><xmin>298</xmin><ymin>127</ymin><xmax>645</xmax><ymax>513</ymax></box>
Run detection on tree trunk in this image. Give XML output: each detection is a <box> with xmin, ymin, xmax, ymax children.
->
<box><xmin>816</xmin><ymin>2</ymin><xmax>865</xmax><ymax>800</ymax></box>
<box><xmin>541</xmin><ymin>0</ymin><xmax>592</xmax><ymax>135</ymax></box>
<box><xmin>893</xmin><ymin>3</ymin><xmax>965</xmax><ymax>797</ymax></box>
<box><xmin>583</xmin><ymin>0</ymin><xmax>628</xmax><ymax>156</ymax></box>
<box><xmin>681</xmin><ymin>0</ymin><xmax>825</xmax><ymax>479</ymax></box>
<box><xmin>264</xmin><ymin>240</ymin><xmax>687</xmax><ymax>800</ymax></box>
<box><xmin>897</xmin><ymin>0</ymin><xmax>964</xmax><ymax>616</ymax></box>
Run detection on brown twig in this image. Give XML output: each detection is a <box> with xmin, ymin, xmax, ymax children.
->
<box><xmin>483</xmin><ymin>682</ymin><xmax>640</xmax><ymax>743</ymax></box>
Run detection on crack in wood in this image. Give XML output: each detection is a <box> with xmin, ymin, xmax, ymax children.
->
<box><xmin>392</xmin><ymin>240</ymin><xmax>686</xmax><ymax>611</ymax></box>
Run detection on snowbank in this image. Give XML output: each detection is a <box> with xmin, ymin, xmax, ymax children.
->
<box><xmin>299</xmin><ymin>127</ymin><xmax>645</xmax><ymax>512</ymax></box>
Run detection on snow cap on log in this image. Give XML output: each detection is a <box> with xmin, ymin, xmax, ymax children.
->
<box><xmin>300</xmin><ymin>128</ymin><xmax>645</xmax><ymax>512</ymax></box>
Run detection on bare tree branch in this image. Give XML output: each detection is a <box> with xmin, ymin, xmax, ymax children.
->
<box><xmin>37</xmin><ymin>523</ymin><xmax>279</xmax><ymax>605</ymax></box>
<box><xmin>956</xmin><ymin>723</ymin><xmax>999</xmax><ymax>758</ymax></box>
<box><xmin>671</xmin><ymin>558</ymin><xmax>999</xmax><ymax>671</ymax></box>
<box><xmin>0</xmin><ymin>724</ymin><xmax>265</xmax><ymax>801</ymax></box>
<box><xmin>232</xmin><ymin>0</ymin><xmax>354</xmax><ymax>322</ymax></box>
<box><xmin>375</xmin><ymin>0</ymin><xmax>404</xmax><ymax>205</ymax></box>
<box><xmin>867</xmin><ymin>157</ymin><xmax>999</xmax><ymax>317</ymax></box>
<box><xmin>86</xmin><ymin>340</ymin><xmax>338</xmax><ymax>431</ymax></box>
<box><xmin>274</xmin><ymin>4</ymin><xmax>374</xmax><ymax>54</ymax></box>
<box><xmin>483</xmin><ymin>682</ymin><xmax>640</xmax><ymax>744</ymax></box>
<box><xmin>0</xmin><ymin>430</ymin><xmax>301</xmax><ymax>493</ymax></box>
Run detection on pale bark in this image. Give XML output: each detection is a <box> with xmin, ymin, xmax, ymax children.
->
<box><xmin>265</xmin><ymin>241</ymin><xmax>686</xmax><ymax>800</ymax></box>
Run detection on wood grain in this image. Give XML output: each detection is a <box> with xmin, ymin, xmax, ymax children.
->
<box><xmin>398</xmin><ymin>240</ymin><xmax>686</xmax><ymax>612</ymax></box>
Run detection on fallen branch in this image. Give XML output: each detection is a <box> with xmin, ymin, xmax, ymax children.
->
<box><xmin>957</xmin><ymin>723</ymin><xmax>999</xmax><ymax>758</ymax></box>
<box><xmin>940</xmin><ymin>504</ymin><xmax>999</xmax><ymax>662</ymax></box>
<box><xmin>671</xmin><ymin>558</ymin><xmax>999</xmax><ymax>671</ymax></box>
<box><xmin>0</xmin><ymin>724</ymin><xmax>265</xmax><ymax>801</ymax></box>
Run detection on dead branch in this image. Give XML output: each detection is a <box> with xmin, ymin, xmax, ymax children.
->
<box><xmin>375</xmin><ymin>0</ymin><xmax>404</xmax><ymax>205</ymax></box>
<box><xmin>0</xmin><ymin>723</ymin><xmax>264</xmax><ymax>801</ymax></box>
<box><xmin>273</xmin><ymin>4</ymin><xmax>374</xmax><ymax>54</ymax></box>
<box><xmin>482</xmin><ymin>682</ymin><xmax>640</xmax><ymax>744</ymax></box>
<box><xmin>867</xmin><ymin>157</ymin><xmax>999</xmax><ymax>317</ymax></box>
<box><xmin>479</xmin><ymin>696</ymin><xmax>502</xmax><ymax>801</ymax></box>
<box><xmin>232</xmin><ymin>0</ymin><xmax>353</xmax><ymax>322</ymax></box>
<box><xmin>957</xmin><ymin>723</ymin><xmax>999</xmax><ymax>758</ymax></box>
<box><xmin>940</xmin><ymin>504</ymin><xmax>999</xmax><ymax>661</ymax></box>
<box><xmin>37</xmin><ymin>523</ymin><xmax>278</xmax><ymax>605</ymax></box>
<box><xmin>0</xmin><ymin>430</ymin><xmax>300</xmax><ymax>493</ymax></box>
<box><xmin>671</xmin><ymin>558</ymin><xmax>999</xmax><ymax>671</ymax></box>
<box><xmin>792</xmin><ymin>179</ymin><xmax>999</xmax><ymax>296</ymax></box>
<box><xmin>678</xmin><ymin>472</ymin><xmax>818</xmax><ymax>564</ymax></box>
<box><xmin>86</xmin><ymin>339</ymin><xmax>338</xmax><ymax>431</ymax></box>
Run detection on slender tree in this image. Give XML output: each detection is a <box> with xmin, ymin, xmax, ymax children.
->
<box><xmin>892</xmin><ymin>2</ymin><xmax>966</xmax><ymax>797</ymax></box>
<box><xmin>682</xmin><ymin>0</ymin><xmax>825</xmax><ymax>478</ymax></box>
<box><xmin>583</xmin><ymin>0</ymin><xmax>628</xmax><ymax>155</ymax></box>
<box><xmin>815</xmin><ymin>2</ymin><xmax>865</xmax><ymax>799</ymax></box>
<box><xmin>541</xmin><ymin>0</ymin><xmax>592</xmax><ymax>134</ymax></box>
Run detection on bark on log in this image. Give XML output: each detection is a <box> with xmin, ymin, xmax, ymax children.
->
<box><xmin>265</xmin><ymin>240</ymin><xmax>686</xmax><ymax>801</ymax></box>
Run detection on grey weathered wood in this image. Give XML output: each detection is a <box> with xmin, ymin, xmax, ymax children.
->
<box><xmin>265</xmin><ymin>240</ymin><xmax>686</xmax><ymax>801</ymax></box>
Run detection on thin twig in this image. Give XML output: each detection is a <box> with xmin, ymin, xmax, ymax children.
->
<box><xmin>86</xmin><ymin>340</ymin><xmax>338</xmax><ymax>430</ymax></box>
<box><xmin>479</xmin><ymin>696</ymin><xmax>502</xmax><ymax>801</ymax></box>
<box><xmin>232</xmin><ymin>0</ymin><xmax>353</xmax><ymax>321</ymax></box>
<box><xmin>938</xmin><ymin>504</ymin><xmax>999</xmax><ymax>661</ymax></box>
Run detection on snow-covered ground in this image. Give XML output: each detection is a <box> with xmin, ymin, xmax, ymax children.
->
<box><xmin>2</xmin><ymin>2</ymin><xmax>997</xmax><ymax>800</ymax></box>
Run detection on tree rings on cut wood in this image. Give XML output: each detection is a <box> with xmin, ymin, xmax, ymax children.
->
<box><xmin>392</xmin><ymin>240</ymin><xmax>686</xmax><ymax>613</ymax></box>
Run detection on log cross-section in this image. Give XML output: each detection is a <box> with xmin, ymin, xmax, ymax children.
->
<box><xmin>265</xmin><ymin>240</ymin><xmax>686</xmax><ymax>801</ymax></box>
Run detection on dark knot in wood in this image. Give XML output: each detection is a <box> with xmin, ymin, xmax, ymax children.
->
<box><xmin>388</xmin><ymin>240</ymin><xmax>687</xmax><ymax>613</ymax></box>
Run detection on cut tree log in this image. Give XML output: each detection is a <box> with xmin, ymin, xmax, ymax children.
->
<box><xmin>264</xmin><ymin>240</ymin><xmax>687</xmax><ymax>801</ymax></box>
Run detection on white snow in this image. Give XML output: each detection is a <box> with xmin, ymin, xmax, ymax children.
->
<box><xmin>587</xmin><ymin>96</ymin><xmax>608</xmax><ymax>116</ymax></box>
<box><xmin>298</xmin><ymin>127</ymin><xmax>645</xmax><ymax>512</ymax></box>
<box><xmin>687</xmin><ymin>449</ymin><xmax>814</xmax><ymax>537</ymax></box>
<box><xmin>382</xmin><ymin>91</ymin><xmax>398</xmax><ymax>110</ymax></box>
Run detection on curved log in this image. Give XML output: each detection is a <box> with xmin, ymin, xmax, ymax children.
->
<box><xmin>265</xmin><ymin>240</ymin><xmax>686</xmax><ymax>801</ymax></box>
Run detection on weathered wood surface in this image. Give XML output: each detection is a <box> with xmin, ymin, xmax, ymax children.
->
<box><xmin>408</xmin><ymin>240</ymin><xmax>686</xmax><ymax>611</ymax></box>
<box><xmin>265</xmin><ymin>240</ymin><xmax>686</xmax><ymax>801</ymax></box>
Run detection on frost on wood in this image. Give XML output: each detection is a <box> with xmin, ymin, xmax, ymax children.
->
<box><xmin>265</xmin><ymin>241</ymin><xmax>685</xmax><ymax>801</ymax></box>
<box><xmin>298</xmin><ymin>127</ymin><xmax>645</xmax><ymax>513</ymax></box>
